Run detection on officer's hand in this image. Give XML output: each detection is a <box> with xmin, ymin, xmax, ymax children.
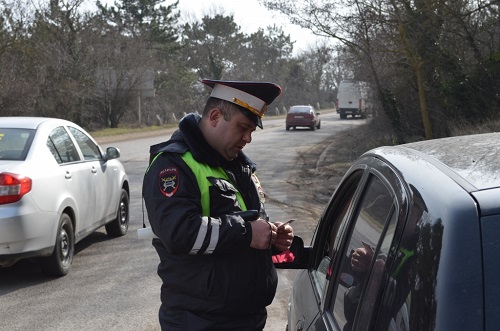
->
<box><xmin>249</xmin><ymin>220</ymin><xmax>277</xmax><ymax>250</ymax></box>
<box><xmin>273</xmin><ymin>222</ymin><xmax>294</xmax><ymax>252</ymax></box>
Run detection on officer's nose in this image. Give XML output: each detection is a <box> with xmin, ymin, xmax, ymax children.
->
<box><xmin>243</xmin><ymin>131</ymin><xmax>252</xmax><ymax>144</ymax></box>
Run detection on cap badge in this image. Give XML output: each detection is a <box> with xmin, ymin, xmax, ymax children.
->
<box><xmin>232</xmin><ymin>97</ymin><xmax>267</xmax><ymax>118</ymax></box>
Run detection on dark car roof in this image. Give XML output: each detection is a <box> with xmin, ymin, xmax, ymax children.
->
<box><xmin>370</xmin><ymin>132</ymin><xmax>500</xmax><ymax>192</ymax></box>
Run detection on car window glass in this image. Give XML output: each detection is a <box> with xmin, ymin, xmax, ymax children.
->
<box><xmin>312</xmin><ymin>193</ymin><xmax>355</xmax><ymax>298</ymax></box>
<box><xmin>68</xmin><ymin>127</ymin><xmax>102</xmax><ymax>161</ymax></box>
<box><xmin>289</xmin><ymin>106</ymin><xmax>310</xmax><ymax>113</ymax></box>
<box><xmin>330</xmin><ymin>175</ymin><xmax>395</xmax><ymax>331</ymax></box>
<box><xmin>373</xmin><ymin>187</ymin><xmax>427</xmax><ymax>331</ymax></box>
<box><xmin>47</xmin><ymin>126</ymin><xmax>80</xmax><ymax>163</ymax></box>
<box><xmin>480</xmin><ymin>214</ymin><xmax>500</xmax><ymax>329</ymax></box>
<box><xmin>311</xmin><ymin>171</ymin><xmax>362</xmax><ymax>301</ymax></box>
<box><xmin>312</xmin><ymin>201</ymin><xmax>350</xmax><ymax>297</ymax></box>
<box><xmin>356</xmin><ymin>209</ymin><xmax>397</xmax><ymax>330</ymax></box>
<box><xmin>0</xmin><ymin>128</ymin><xmax>35</xmax><ymax>160</ymax></box>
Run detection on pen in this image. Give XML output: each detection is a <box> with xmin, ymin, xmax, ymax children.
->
<box><xmin>279</xmin><ymin>219</ymin><xmax>295</xmax><ymax>228</ymax></box>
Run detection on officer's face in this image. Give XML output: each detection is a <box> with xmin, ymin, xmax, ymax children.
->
<box><xmin>213</xmin><ymin>109</ymin><xmax>256</xmax><ymax>160</ymax></box>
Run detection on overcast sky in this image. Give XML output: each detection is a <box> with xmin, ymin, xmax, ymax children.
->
<box><xmin>84</xmin><ymin>0</ymin><xmax>318</xmax><ymax>52</ymax></box>
<box><xmin>176</xmin><ymin>0</ymin><xmax>317</xmax><ymax>52</ymax></box>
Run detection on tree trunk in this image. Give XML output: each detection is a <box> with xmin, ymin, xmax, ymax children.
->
<box><xmin>415</xmin><ymin>62</ymin><xmax>432</xmax><ymax>139</ymax></box>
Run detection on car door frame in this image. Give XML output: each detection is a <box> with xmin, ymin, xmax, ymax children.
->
<box><xmin>311</xmin><ymin>155</ymin><xmax>410</xmax><ymax>330</ymax></box>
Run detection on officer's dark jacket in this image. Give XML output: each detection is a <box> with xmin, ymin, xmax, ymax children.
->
<box><xmin>142</xmin><ymin>113</ymin><xmax>278</xmax><ymax>316</ymax></box>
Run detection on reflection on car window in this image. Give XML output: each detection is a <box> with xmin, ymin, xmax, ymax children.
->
<box><xmin>68</xmin><ymin>127</ymin><xmax>102</xmax><ymax>161</ymax></box>
<box><xmin>311</xmin><ymin>171</ymin><xmax>362</xmax><ymax>301</ymax></box>
<box><xmin>373</xmin><ymin>186</ymin><xmax>429</xmax><ymax>331</ymax></box>
<box><xmin>356</xmin><ymin>210</ymin><xmax>397</xmax><ymax>330</ymax></box>
<box><xmin>330</xmin><ymin>175</ymin><xmax>396</xmax><ymax>331</ymax></box>
<box><xmin>47</xmin><ymin>127</ymin><xmax>80</xmax><ymax>164</ymax></box>
<box><xmin>314</xmin><ymin>256</ymin><xmax>331</xmax><ymax>294</ymax></box>
<box><xmin>0</xmin><ymin>128</ymin><xmax>35</xmax><ymax>161</ymax></box>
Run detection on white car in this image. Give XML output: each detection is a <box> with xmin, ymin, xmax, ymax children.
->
<box><xmin>0</xmin><ymin>117</ymin><xmax>130</xmax><ymax>276</ymax></box>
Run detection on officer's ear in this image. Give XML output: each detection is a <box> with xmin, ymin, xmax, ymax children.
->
<box><xmin>208</xmin><ymin>108</ymin><xmax>223</xmax><ymax>127</ymax></box>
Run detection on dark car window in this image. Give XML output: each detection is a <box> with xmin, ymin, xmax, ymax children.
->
<box><xmin>312</xmin><ymin>196</ymin><xmax>353</xmax><ymax>297</ymax></box>
<box><xmin>481</xmin><ymin>213</ymin><xmax>500</xmax><ymax>329</ymax></box>
<box><xmin>356</xmin><ymin>209</ymin><xmax>398</xmax><ymax>330</ymax></box>
<box><xmin>0</xmin><ymin>128</ymin><xmax>35</xmax><ymax>160</ymax></box>
<box><xmin>372</xmin><ymin>186</ymin><xmax>433</xmax><ymax>331</ymax></box>
<box><xmin>330</xmin><ymin>174</ymin><xmax>396</xmax><ymax>331</ymax></box>
<box><xmin>289</xmin><ymin>106</ymin><xmax>313</xmax><ymax>114</ymax></box>
<box><xmin>311</xmin><ymin>170</ymin><xmax>363</xmax><ymax>300</ymax></box>
<box><xmin>47</xmin><ymin>126</ymin><xmax>81</xmax><ymax>164</ymax></box>
<box><xmin>68</xmin><ymin>127</ymin><xmax>102</xmax><ymax>161</ymax></box>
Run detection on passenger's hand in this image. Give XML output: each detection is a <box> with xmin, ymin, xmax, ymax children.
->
<box><xmin>273</xmin><ymin>221</ymin><xmax>294</xmax><ymax>251</ymax></box>
<box><xmin>249</xmin><ymin>220</ymin><xmax>277</xmax><ymax>250</ymax></box>
<box><xmin>351</xmin><ymin>247</ymin><xmax>373</xmax><ymax>272</ymax></box>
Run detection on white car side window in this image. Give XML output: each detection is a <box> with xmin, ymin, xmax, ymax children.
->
<box><xmin>47</xmin><ymin>126</ymin><xmax>80</xmax><ymax>163</ymax></box>
<box><xmin>68</xmin><ymin>127</ymin><xmax>102</xmax><ymax>161</ymax></box>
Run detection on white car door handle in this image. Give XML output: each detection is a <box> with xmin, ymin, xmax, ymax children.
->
<box><xmin>65</xmin><ymin>171</ymin><xmax>72</xmax><ymax>179</ymax></box>
<box><xmin>91</xmin><ymin>166</ymin><xmax>97</xmax><ymax>174</ymax></box>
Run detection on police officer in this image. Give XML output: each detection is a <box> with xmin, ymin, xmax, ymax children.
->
<box><xmin>142</xmin><ymin>79</ymin><xmax>294</xmax><ymax>330</ymax></box>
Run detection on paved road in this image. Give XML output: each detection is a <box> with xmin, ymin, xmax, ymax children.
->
<box><xmin>0</xmin><ymin>110</ymin><xmax>366</xmax><ymax>331</ymax></box>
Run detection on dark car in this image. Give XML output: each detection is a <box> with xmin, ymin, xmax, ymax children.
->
<box><xmin>276</xmin><ymin>132</ymin><xmax>500</xmax><ymax>331</ymax></box>
<box><xmin>286</xmin><ymin>105</ymin><xmax>321</xmax><ymax>131</ymax></box>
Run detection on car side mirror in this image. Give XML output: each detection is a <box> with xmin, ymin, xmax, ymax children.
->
<box><xmin>339</xmin><ymin>272</ymin><xmax>354</xmax><ymax>287</ymax></box>
<box><xmin>273</xmin><ymin>235</ymin><xmax>310</xmax><ymax>269</ymax></box>
<box><xmin>104</xmin><ymin>147</ymin><xmax>121</xmax><ymax>161</ymax></box>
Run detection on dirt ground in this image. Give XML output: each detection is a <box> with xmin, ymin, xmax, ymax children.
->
<box><xmin>293</xmin><ymin>124</ymin><xmax>380</xmax><ymax>207</ymax></box>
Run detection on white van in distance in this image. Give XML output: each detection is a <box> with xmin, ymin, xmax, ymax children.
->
<box><xmin>336</xmin><ymin>80</ymin><xmax>370</xmax><ymax>119</ymax></box>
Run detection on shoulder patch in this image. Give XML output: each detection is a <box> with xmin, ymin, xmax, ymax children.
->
<box><xmin>251</xmin><ymin>173</ymin><xmax>265</xmax><ymax>203</ymax></box>
<box><xmin>158</xmin><ymin>167</ymin><xmax>179</xmax><ymax>197</ymax></box>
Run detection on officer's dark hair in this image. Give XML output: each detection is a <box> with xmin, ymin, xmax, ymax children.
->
<box><xmin>203</xmin><ymin>97</ymin><xmax>241</xmax><ymax>122</ymax></box>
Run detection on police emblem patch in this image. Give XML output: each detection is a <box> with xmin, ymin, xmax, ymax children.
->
<box><xmin>158</xmin><ymin>167</ymin><xmax>179</xmax><ymax>197</ymax></box>
<box><xmin>251</xmin><ymin>173</ymin><xmax>265</xmax><ymax>203</ymax></box>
